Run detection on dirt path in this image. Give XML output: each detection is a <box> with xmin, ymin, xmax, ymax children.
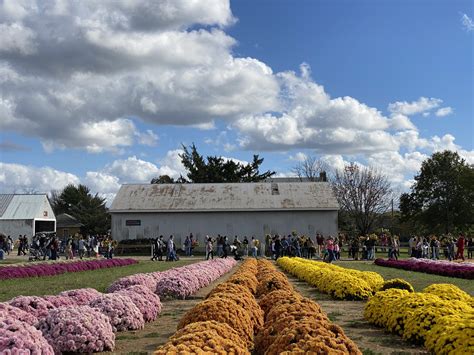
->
<box><xmin>284</xmin><ymin>275</ymin><xmax>428</xmax><ymax>355</ymax></box>
<box><xmin>102</xmin><ymin>265</ymin><xmax>238</xmax><ymax>354</ymax></box>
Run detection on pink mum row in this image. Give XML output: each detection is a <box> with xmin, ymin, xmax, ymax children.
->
<box><xmin>0</xmin><ymin>259</ymin><xmax>237</xmax><ymax>353</ymax></box>
<box><xmin>0</xmin><ymin>258</ymin><xmax>138</xmax><ymax>280</ymax></box>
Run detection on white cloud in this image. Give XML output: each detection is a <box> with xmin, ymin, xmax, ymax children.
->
<box><xmin>435</xmin><ymin>107</ymin><xmax>453</xmax><ymax>117</ymax></box>
<box><xmin>461</xmin><ymin>13</ymin><xmax>474</xmax><ymax>32</ymax></box>
<box><xmin>289</xmin><ymin>152</ymin><xmax>308</xmax><ymax>162</ymax></box>
<box><xmin>0</xmin><ymin>162</ymin><xmax>79</xmax><ymax>193</ymax></box>
<box><xmin>137</xmin><ymin>129</ymin><xmax>159</xmax><ymax>147</ymax></box>
<box><xmin>388</xmin><ymin>97</ymin><xmax>442</xmax><ymax>116</ymax></box>
<box><xmin>0</xmin><ymin>23</ymin><xmax>37</xmax><ymax>55</ymax></box>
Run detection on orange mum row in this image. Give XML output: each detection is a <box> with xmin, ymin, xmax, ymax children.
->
<box><xmin>154</xmin><ymin>259</ymin><xmax>261</xmax><ymax>354</ymax></box>
<box><xmin>255</xmin><ymin>259</ymin><xmax>362</xmax><ymax>355</ymax></box>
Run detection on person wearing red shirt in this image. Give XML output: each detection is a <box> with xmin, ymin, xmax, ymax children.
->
<box><xmin>456</xmin><ymin>234</ymin><xmax>465</xmax><ymax>261</ymax></box>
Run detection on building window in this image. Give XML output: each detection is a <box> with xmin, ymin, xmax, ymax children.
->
<box><xmin>125</xmin><ymin>220</ymin><xmax>141</xmax><ymax>226</ymax></box>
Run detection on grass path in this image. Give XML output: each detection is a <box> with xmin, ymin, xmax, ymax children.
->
<box><xmin>0</xmin><ymin>259</ymin><xmax>199</xmax><ymax>302</ymax></box>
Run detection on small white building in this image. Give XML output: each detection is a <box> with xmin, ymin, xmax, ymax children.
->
<box><xmin>110</xmin><ymin>182</ymin><xmax>339</xmax><ymax>245</ymax></box>
<box><xmin>0</xmin><ymin>194</ymin><xmax>56</xmax><ymax>240</ymax></box>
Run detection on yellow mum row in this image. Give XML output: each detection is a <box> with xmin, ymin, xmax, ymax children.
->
<box><xmin>277</xmin><ymin>257</ymin><xmax>384</xmax><ymax>300</ymax></box>
<box><xmin>364</xmin><ymin>284</ymin><xmax>474</xmax><ymax>355</ymax></box>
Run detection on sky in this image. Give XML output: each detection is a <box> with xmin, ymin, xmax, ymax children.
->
<box><xmin>0</xmin><ymin>0</ymin><xmax>473</xmax><ymax>204</ymax></box>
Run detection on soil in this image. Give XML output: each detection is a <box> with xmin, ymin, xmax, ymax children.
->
<box><xmin>101</xmin><ymin>261</ymin><xmax>429</xmax><ymax>355</ymax></box>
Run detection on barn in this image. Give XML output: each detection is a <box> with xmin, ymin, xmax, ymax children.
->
<box><xmin>110</xmin><ymin>182</ymin><xmax>339</xmax><ymax>246</ymax></box>
<box><xmin>0</xmin><ymin>194</ymin><xmax>56</xmax><ymax>240</ymax></box>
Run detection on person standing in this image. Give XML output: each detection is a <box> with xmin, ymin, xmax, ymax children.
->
<box><xmin>184</xmin><ymin>235</ymin><xmax>191</xmax><ymax>257</ymax></box>
<box><xmin>242</xmin><ymin>236</ymin><xmax>249</xmax><ymax>257</ymax></box>
<box><xmin>78</xmin><ymin>237</ymin><xmax>86</xmax><ymax>259</ymax></box>
<box><xmin>50</xmin><ymin>236</ymin><xmax>59</xmax><ymax>260</ymax></box>
<box><xmin>455</xmin><ymin>234</ymin><xmax>465</xmax><ymax>261</ymax></box>
<box><xmin>206</xmin><ymin>236</ymin><xmax>214</xmax><ymax>260</ymax></box>
<box><xmin>167</xmin><ymin>235</ymin><xmax>176</xmax><ymax>261</ymax></box>
<box><xmin>316</xmin><ymin>234</ymin><xmax>324</xmax><ymax>258</ymax></box>
<box><xmin>251</xmin><ymin>237</ymin><xmax>259</xmax><ymax>259</ymax></box>
<box><xmin>326</xmin><ymin>237</ymin><xmax>335</xmax><ymax>263</ymax></box>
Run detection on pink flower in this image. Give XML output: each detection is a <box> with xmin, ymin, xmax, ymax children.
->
<box><xmin>0</xmin><ymin>317</ymin><xmax>54</xmax><ymax>354</ymax></box>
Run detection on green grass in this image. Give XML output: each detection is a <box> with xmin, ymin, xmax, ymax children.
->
<box><xmin>0</xmin><ymin>259</ymin><xmax>197</xmax><ymax>302</ymax></box>
<box><xmin>327</xmin><ymin>311</ymin><xmax>343</xmax><ymax>321</ymax></box>
<box><xmin>335</xmin><ymin>260</ymin><xmax>474</xmax><ymax>295</ymax></box>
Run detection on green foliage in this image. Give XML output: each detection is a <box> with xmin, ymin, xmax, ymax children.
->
<box><xmin>400</xmin><ymin>150</ymin><xmax>474</xmax><ymax>234</ymax></box>
<box><xmin>150</xmin><ymin>175</ymin><xmax>175</xmax><ymax>184</ymax></box>
<box><xmin>50</xmin><ymin>184</ymin><xmax>110</xmax><ymax>235</ymax></box>
<box><xmin>177</xmin><ymin>143</ymin><xmax>275</xmax><ymax>183</ymax></box>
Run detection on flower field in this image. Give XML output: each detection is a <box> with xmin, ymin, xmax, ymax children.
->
<box><xmin>374</xmin><ymin>258</ymin><xmax>474</xmax><ymax>279</ymax></box>
<box><xmin>0</xmin><ymin>258</ymin><xmax>236</xmax><ymax>353</ymax></box>
<box><xmin>277</xmin><ymin>257</ymin><xmax>384</xmax><ymax>299</ymax></box>
<box><xmin>0</xmin><ymin>258</ymin><xmax>138</xmax><ymax>280</ymax></box>
<box><xmin>155</xmin><ymin>258</ymin><xmax>362</xmax><ymax>354</ymax></box>
<box><xmin>364</xmin><ymin>283</ymin><xmax>474</xmax><ymax>354</ymax></box>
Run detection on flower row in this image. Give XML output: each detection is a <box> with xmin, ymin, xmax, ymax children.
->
<box><xmin>0</xmin><ymin>258</ymin><xmax>138</xmax><ymax>280</ymax></box>
<box><xmin>364</xmin><ymin>283</ymin><xmax>474</xmax><ymax>354</ymax></box>
<box><xmin>374</xmin><ymin>258</ymin><xmax>474</xmax><ymax>279</ymax></box>
<box><xmin>155</xmin><ymin>257</ymin><xmax>362</xmax><ymax>354</ymax></box>
<box><xmin>155</xmin><ymin>259</ymin><xmax>260</xmax><ymax>354</ymax></box>
<box><xmin>277</xmin><ymin>257</ymin><xmax>384</xmax><ymax>300</ymax></box>
<box><xmin>0</xmin><ymin>259</ymin><xmax>236</xmax><ymax>354</ymax></box>
<box><xmin>255</xmin><ymin>259</ymin><xmax>362</xmax><ymax>354</ymax></box>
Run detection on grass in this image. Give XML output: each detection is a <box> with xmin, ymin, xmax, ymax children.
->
<box><xmin>0</xmin><ymin>259</ymin><xmax>197</xmax><ymax>302</ymax></box>
<box><xmin>335</xmin><ymin>260</ymin><xmax>474</xmax><ymax>295</ymax></box>
<box><xmin>327</xmin><ymin>311</ymin><xmax>343</xmax><ymax>321</ymax></box>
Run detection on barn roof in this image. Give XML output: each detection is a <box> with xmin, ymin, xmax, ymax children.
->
<box><xmin>110</xmin><ymin>182</ymin><xmax>339</xmax><ymax>213</ymax></box>
<box><xmin>0</xmin><ymin>194</ymin><xmax>54</xmax><ymax>220</ymax></box>
<box><xmin>56</xmin><ymin>213</ymin><xmax>83</xmax><ymax>228</ymax></box>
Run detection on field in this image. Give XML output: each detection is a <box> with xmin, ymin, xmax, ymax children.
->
<box><xmin>1</xmin><ymin>256</ymin><xmax>472</xmax><ymax>354</ymax></box>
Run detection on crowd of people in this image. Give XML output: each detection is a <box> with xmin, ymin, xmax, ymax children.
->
<box><xmin>0</xmin><ymin>233</ymin><xmax>118</xmax><ymax>261</ymax></box>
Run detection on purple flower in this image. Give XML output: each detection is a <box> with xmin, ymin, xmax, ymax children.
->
<box><xmin>8</xmin><ymin>296</ymin><xmax>55</xmax><ymax>319</ymax></box>
<box><xmin>0</xmin><ymin>317</ymin><xmax>54</xmax><ymax>354</ymax></box>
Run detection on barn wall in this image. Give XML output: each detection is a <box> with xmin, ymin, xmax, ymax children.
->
<box><xmin>0</xmin><ymin>219</ymin><xmax>34</xmax><ymax>241</ymax></box>
<box><xmin>111</xmin><ymin>210</ymin><xmax>338</xmax><ymax>245</ymax></box>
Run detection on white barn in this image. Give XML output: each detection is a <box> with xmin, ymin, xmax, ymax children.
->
<box><xmin>110</xmin><ymin>182</ymin><xmax>339</xmax><ymax>246</ymax></box>
<box><xmin>0</xmin><ymin>194</ymin><xmax>56</xmax><ymax>240</ymax></box>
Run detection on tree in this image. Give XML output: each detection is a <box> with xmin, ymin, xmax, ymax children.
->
<box><xmin>400</xmin><ymin>150</ymin><xmax>474</xmax><ymax>234</ymax></box>
<box><xmin>174</xmin><ymin>144</ymin><xmax>275</xmax><ymax>183</ymax></box>
<box><xmin>292</xmin><ymin>155</ymin><xmax>328</xmax><ymax>181</ymax></box>
<box><xmin>151</xmin><ymin>175</ymin><xmax>175</xmax><ymax>184</ymax></box>
<box><xmin>50</xmin><ymin>184</ymin><xmax>110</xmax><ymax>235</ymax></box>
<box><xmin>332</xmin><ymin>163</ymin><xmax>393</xmax><ymax>235</ymax></box>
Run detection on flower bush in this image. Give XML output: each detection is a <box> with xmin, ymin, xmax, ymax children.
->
<box><xmin>364</xmin><ymin>289</ymin><xmax>410</xmax><ymax>327</ymax></box>
<box><xmin>422</xmin><ymin>283</ymin><xmax>473</xmax><ymax>304</ymax></box>
<box><xmin>364</xmin><ymin>285</ymin><xmax>473</xmax><ymax>353</ymax></box>
<box><xmin>114</xmin><ymin>285</ymin><xmax>162</xmax><ymax>322</ymax></box>
<box><xmin>59</xmin><ymin>288</ymin><xmax>102</xmax><ymax>305</ymax></box>
<box><xmin>177</xmin><ymin>297</ymin><xmax>254</xmax><ymax>348</ymax></box>
<box><xmin>0</xmin><ymin>303</ymin><xmax>38</xmax><ymax>326</ymax></box>
<box><xmin>0</xmin><ymin>258</ymin><xmax>138</xmax><ymax>280</ymax></box>
<box><xmin>42</xmin><ymin>295</ymin><xmax>76</xmax><ymax>308</ymax></box>
<box><xmin>107</xmin><ymin>273</ymin><xmax>157</xmax><ymax>293</ymax></box>
<box><xmin>380</xmin><ymin>278</ymin><xmax>415</xmax><ymax>293</ymax></box>
<box><xmin>37</xmin><ymin>306</ymin><xmax>115</xmax><ymax>353</ymax></box>
<box><xmin>155</xmin><ymin>259</ymin><xmax>237</xmax><ymax>299</ymax></box>
<box><xmin>374</xmin><ymin>258</ymin><xmax>474</xmax><ymax>279</ymax></box>
<box><xmin>90</xmin><ymin>294</ymin><xmax>144</xmax><ymax>332</ymax></box>
<box><xmin>8</xmin><ymin>296</ymin><xmax>55</xmax><ymax>319</ymax></box>
<box><xmin>277</xmin><ymin>257</ymin><xmax>383</xmax><ymax>300</ymax></box>
<box><xmin>0</xmin><ymin>317</ymin><xmax>54</xmax><ymax>354</ymax></box>
<box><xmin>155</xmin><ymin>321</ymin><xmax>250</xmax><ymax>355</ymax></box>
<box><xmin>424</xmin><ymin>312</ymin><xmax>474</xmax><ymax>355</ymax></box>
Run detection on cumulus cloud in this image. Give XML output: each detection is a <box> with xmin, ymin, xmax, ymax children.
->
<box><xmin>388</xmin><ymin>97</ymin><xmax>442</xmax><ymax>116</ymax></box>
<box><xmin>0</xmin><ymin>162</ymin><xmax>80</xmax><ymax>193</ymax></box>
<box><xmin>461</xmin><ymin>13</ymin><xmax>474</xmax><ymax>31</ymax></box>
<box><xmin>435</xmin><ymin>107</ymin><xmax>453</xmax><ymax>117</ymax></box>
<box><xmin>0</xmin><ymin>0</ymin><xmax>279</xmax><ymax>152</ymax></box>
<box><xmin>137</xmin><ymin>129</ymin><xmax>159</xmax><ymax>147</ymax></box>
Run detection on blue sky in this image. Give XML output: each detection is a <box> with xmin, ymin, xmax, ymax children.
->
<box><xmin>0</xmin><ymin>0</ymin><xmax>472</xmax><ymax>202</ymax></box>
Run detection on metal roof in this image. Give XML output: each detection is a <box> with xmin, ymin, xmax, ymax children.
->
<box><xmin>0</xmin><ymin>194</ymin><xmax>53</xmax><ymax>220</ymax></box>
<box><xmin>110</xmin><ymin>182</ymin><xmax>339</xmax><ymax>213</ymax></box>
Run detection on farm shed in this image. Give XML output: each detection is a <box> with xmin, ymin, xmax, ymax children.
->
<box><xmin>0</xmin><ymin>194</ymin><xmax>56</xmax><ymax>240</ymax></box>
<box><xmin>110</xmin><ymin>182</ymin><xmax>339</xmax><ymax>246</ymax></box>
